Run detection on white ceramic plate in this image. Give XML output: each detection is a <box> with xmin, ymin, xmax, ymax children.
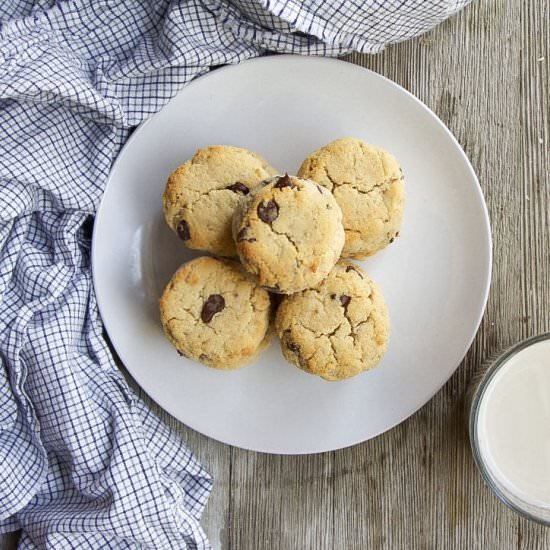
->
<box><xmin>92</xmin><ymin>55</ymin><xmax>491</xmax><ymax>454</ymax></box>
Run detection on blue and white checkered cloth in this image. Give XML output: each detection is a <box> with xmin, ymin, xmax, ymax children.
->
<box><xmin>0</xmin><ymin>0</ymin><xmax>469</xmax><ymax>548</ymax></box>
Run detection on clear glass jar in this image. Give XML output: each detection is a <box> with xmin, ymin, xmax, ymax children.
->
<box><xmin>466</xmin><ymin>332</ymin><xmax>550</xmax><ymax>525</ymax></box>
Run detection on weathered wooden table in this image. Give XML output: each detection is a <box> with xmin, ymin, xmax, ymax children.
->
<box><xmin>2</xmin><ymin>1</ymin><xmax>548</xmax><ymax>548</ymax></box>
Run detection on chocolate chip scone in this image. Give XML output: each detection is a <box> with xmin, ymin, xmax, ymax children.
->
<box><xmin>297</xmin><ymin>137</ymin><xmax>405</xmax><ymax>259</ymax></box>
<box><xmin>163</xmin><ymin>146</ymin><xmax>277</xmax><ymax>257</ymax></box>
<box><xmin>233</xmin><ymin>174</ymin><xmax>345</xmax><ymax>294</ymax></box>
<box><xmin>275</xmin><ymin>261</ymin><xmax>389</xmax><ymax>381</ymax></box>
<box><xmin>159</xmin><ymin>256</ymin><xmax>273</xmax><ymax>369</ymax></box>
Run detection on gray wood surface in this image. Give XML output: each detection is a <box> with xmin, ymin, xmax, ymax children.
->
<box><xmin>2</xmin><ymin>0</ymin><xmax>548</xmax><ymax>548</ymax></box>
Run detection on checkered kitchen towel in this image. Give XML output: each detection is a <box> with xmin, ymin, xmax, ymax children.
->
<box><xmin>0</xmin><ymin>0</ymin><xmax>470</xmax><ymax>548</ymax></box>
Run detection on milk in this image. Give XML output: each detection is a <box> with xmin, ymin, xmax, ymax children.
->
<box><xmin>476</xmin><ymin>339</ymin><xmax>550</xmax><ymax>508</ymax></box>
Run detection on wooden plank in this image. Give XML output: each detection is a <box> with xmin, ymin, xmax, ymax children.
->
<box><xmin>0</xmin><ymin>533</ymin><xmax>18</xmax><ymax>550</ymax></box>
<box><xmin>228</xmin><ymin>449</ymin><xmax>333</xmax><ymax>549</ymax></box>
<box><xmin>518</xmin><ymin>0</ymin><xmax>550</xmax><ymax>547</ymax></box>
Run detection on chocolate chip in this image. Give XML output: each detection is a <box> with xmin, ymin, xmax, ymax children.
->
<box><xmin>316</xmin><ymin>184</ymin><xmax>324</xmax><ymax>194</ymax></box>
<box><xmin>226</xmin><ymin>182</ymin><xmax>249</xmax><ymax>195</ymax></box>
<box><xmin>274</xmin><ymin>174</ymin><xmax>295</xmax><ymax>189</ymax></box>
<box><xmin>201</xmin><ymin>294</ymin><xmax>225</xmax><ymax>323</ymax></box>
<box><xmin>345</xmin><ymin>265</ymin><xmax>364</xmax><ymax>279</ymax></box>
<box><xmin>176</xmin><ymin>219</ymin><xmax>190</xmax><ymax>241</ymax></box>
<box><xmin>340</xmin><ymin>295</ymin><xmax>351</xmax><ymax>308</ymax></box>
<box><xmin>283</xmin><ymin>330</ymin><xmax>300</xmax><ymax>354</ymax></box>
<box><xmin>257</xmin><ymin>200</ymin><xmax>279</xmax><ymax>223</ymax></box>
<box><xmin>287</xmin><ymin>341</ymin><xmax>300</xmax><ymax>353</ymax></box>
<box><xmin>237</xmin><ymin>227</ymin><xmax>257</xmax><ymax>243</ymax></box>
<box><xmin>237</xmin><ymin>227</ymin><xmax>249</xmax><ymax>241</ymax></box>
<box><xmin>330</xmin><ymin>293</ymin><xmax>336</xmax><ymax>299</ymax></box>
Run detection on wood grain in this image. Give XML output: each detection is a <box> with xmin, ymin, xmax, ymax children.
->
<box><xmin>2</xmin><ymin>0</ymin><xmax>548</xmax><ymax>548</ymax></box>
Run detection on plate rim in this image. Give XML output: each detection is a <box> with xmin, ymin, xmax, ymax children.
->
<box><xmin>92</xmin><ymin>54</ymin><xmax>493</xmax><ymax>454</ymax></box>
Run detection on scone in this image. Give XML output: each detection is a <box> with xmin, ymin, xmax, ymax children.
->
<box><xmin>297</xmin><ymin>137</ymin><xmax>405</xmax><ymax>259</ymax></box>
<box><xmin>233</xmin><ymin>174</ymin><xmax>345</xmax><ymax>294</ymax></box>
<box><xmin>159</xmin><ymin>256</ymin><xmax>273</xmax><ymax>369</ymax></box>
<box><xmin>163</xmin><ymin>146</ymin><xmax>277</xmax><ymax>257</ymax></box>
<box><xmin>275</xmin><ymin>261</ymin><xmax>389</xmax><ymax>381</ymax></box>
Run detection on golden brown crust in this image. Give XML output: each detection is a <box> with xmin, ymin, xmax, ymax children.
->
<box><xmin>275</xmin><ymin>261</ymin><xmax>390</xmax><ymax>381</ymax></box>
<box><xmin>232</xmin><ymin>175</ymin><xmax>345</xmax><ymax>294</ymax></box>
<box><xmin>298</xmin><ymin>137</ymin><xmax>405</xmax><ymax>259</ymax></box>
<box><xmin>163</xmin><ymin>146</ymin><xmax>277</xmax><ymax>257</ymax></box>
<box><xmin>159</xmin><ymin>256</ymin><xmax>273</xmax><ymax>369</ymax></box>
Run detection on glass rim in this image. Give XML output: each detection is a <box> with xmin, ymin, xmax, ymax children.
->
<box><xmin>468</xmin><ymin>331</ymin><xmax>550</xmax><ymax>526</ymax></box>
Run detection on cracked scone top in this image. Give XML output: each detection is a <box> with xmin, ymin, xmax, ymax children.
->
<box><xmin>159</xmin><ymin>256</ymin><xmax>273</xmax><ymax>369</ymax></box>
<box><xmin>297</xmin><ymin>137</ymin><xmax>405</xmax><ymax>259</ymax></box>
<box><xmin>163</xmin><ymin>146</ymin><xmax>277</xmax><ymax>257</ymax></box>
<box><xmin>275</xmin><ymin>261</ymin><xmax>389</xmax><ymax>381</ymax></box>
<box><xmin>233</xmin><ymin>174</ymin><xmax>345</xmax><ymax>294</ymax></box>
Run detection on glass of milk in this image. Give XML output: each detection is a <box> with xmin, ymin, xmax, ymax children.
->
<box><xmin>468</xmin><ymin>333</ymin><xmax>550</xmax><ymax>524</ymax></box>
